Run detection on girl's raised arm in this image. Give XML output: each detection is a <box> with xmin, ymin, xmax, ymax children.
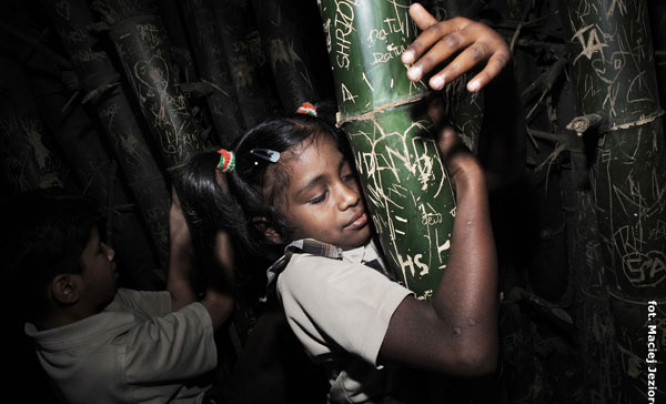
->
<box><xmin>379</xmin><ymin>124</ymin><xmax>498</xmax><ymax>376</ymax></box>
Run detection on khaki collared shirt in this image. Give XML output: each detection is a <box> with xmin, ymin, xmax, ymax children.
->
<box><xmin>275</xmin><ymin>239</ymin><xmax>412</xmax><ymax>403</ymax></box>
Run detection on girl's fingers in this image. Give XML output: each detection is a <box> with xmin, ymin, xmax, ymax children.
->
<box><xmin>403</xmin><ymin>3</ymin><xmax>510</xmax><ymax>92</ymax></box>
<box><xmin>466</xmin><ymin>52</ymin><xmax>510</xmax><ymax>92</ymax></box>
<box><xmin>408</xmin><ymin>2</ymin><xmax>438</xmax><ymax>30</ymax></box>
<box><xmin>429</xmin><ymin>40</ymin><xmax>509</xmax><ymax>91</ymax></box>
<box><xmin>403</xmin><ymin>17</ymin><xmax>470</xmax><ymax>66</ymax></box>
<box><xmin>408</xmin><ymin>34</ymin><xmax>476</xmax><ymax>88</ymax></box>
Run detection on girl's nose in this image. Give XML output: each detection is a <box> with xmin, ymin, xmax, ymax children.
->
<box><xmin>102</xmin><ymin>242</ymin><xmax>116</xmax><ymax>262</ymax></box>
<box><xmin>338</xmin><ymin>182</ymin><xmax>360</xmax><ymax>210</ymax></box>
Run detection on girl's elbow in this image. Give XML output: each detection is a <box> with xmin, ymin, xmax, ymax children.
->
<box><xmin>435</xmin><ymin>338</ymin><xmax>497</xmax><ymax>376</ymax></box>
<box><xmin>456</xmin><ymin>342</ymin><xmax>498</xmax><ymax>376</ymax></box>
<box><xmin>462</xmin><ymin>350</ymin><xmax>498</xmax><ymax>376</ymax></box>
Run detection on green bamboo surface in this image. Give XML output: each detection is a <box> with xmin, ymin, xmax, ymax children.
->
<box><xmin>318</xmin><ymin>0</ymin><xmax>456</xmax><ymax>300</ymax></box>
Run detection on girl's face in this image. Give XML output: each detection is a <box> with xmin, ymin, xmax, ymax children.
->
<box><xmin>273</xmin><ymin>135</ymin><xmax>371</xmax><ymax>250</ymax></box>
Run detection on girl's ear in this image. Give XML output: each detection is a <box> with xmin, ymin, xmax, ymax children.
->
<box><xmin>50</xmin><ymin>274</ymin><xmax>81</xmax><ymax>305</ymax></box>
<box><xmin>253</xmin><ymin>216</ymin><xmax>284</xmax><ymax>245</ymax></box>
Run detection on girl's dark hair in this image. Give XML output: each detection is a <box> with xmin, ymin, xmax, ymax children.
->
<box><xmin>227</xmin><ymin>106</ymin><xmax>350</xmax><ymax>260</ymax></box>
<box><xmin>181</xmin><ymin>151</ymin><xmax>241</xmax><ymax>232</ymax></box>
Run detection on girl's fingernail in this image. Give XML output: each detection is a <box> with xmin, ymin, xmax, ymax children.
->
<box><xmin>402</xmin><ymin>49</ymin><xmax>415</xmax><ymax>64</ymax></box>
<box><xmin>430</xmin><ymin>75</ymin><xmax>445</xmax><ymax>90</ymax></box>
<box><xmin>468</xmin><ymin>79</ymin><xmax>480</xmax><ymax>92</ymax></box>
<box><xmin>407</xmin><ymin>65</ymin><xmax>423</xmax><ymax>81</ymax></box>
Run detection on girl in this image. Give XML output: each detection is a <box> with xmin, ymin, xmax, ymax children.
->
<box><xmin>185</xmin><ymin>4</ymin><xmax>507</xmax><ymax>403</ymax></box>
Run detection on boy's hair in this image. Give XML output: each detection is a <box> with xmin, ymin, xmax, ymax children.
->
<box><xmin>227</xmin><ymin>109</ymin><xmax>351</xmax><ymax>260</ymax></box>
<box><xmin>1</xmin><ymin>188</ymin><xmax>100</xmax><ymax>321</ymax></box>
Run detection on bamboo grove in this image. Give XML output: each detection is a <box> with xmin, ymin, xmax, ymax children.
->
<box><xmin>1</xmin><ymin>0</ymin><xmax>664</xmax><ymax>402</ymax></box>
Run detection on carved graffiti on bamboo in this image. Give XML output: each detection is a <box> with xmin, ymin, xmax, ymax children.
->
<box><xmin>366</xmin><ymin>1</ymin><xmax>411</xmax><ymax>65</ymax></box>
<box><xmin>269</xmin><ymin>38</ymin><xmax>314</xmax><ymax>90</ymax></box>
<box><xmin>613</xmin><ymin>223</ymin><xmax>666</xmax><ymax>287</ymax></box>
<box><xmin>329</xmin><ymin>0</ymin><xmax>411</xmax><ymax>69</ymax></box>
<box><xmin>349</xmin><ymin>119</ymin><xmax>453</xmax><ymax>288</ymax></box>
<box><xmin>572</xmin><ymin>2</ymin><xmax>656</xmax><ymax>119</ymax></box>
<box><xmin>99</xmin><ymin>101</ymin><xmax>152</xmax><ymax>174</ymax></box>
<box><xmin>330</xmin><ymin>0</ymin><xmax>356</xmax><ymax>69</ymax></box>
<box><xmin>132</xmin><ymin>46</ymin><xmax>196</xmax><ymax>159</ymax></box>
<box><xmin>606</xmin><ymin>0</ymin><xmax>628</xmax><ymax>18</ymax></box>
<box><xmin>327</xmin><ymin>0</ymin><xmax>424</xmax><ymax>107</ymax></box>
<box><xmin>230</xmin><ymin>37</ymin><xmax>263</xmax><ymax>89</ymax></box>
<box><xmin>22</xmin><ymin>120</ymin><xmax>49</xmax><ymax>170</ymax></box>
<box><xmin>0</xmin><ymin>116</ymin><xmax>62</xmax><ymax>188</ymax></box>
<box><xmin>54</xmin><ymin>0</ymin><xmax>70</xmax><ymax>21</ymax></box>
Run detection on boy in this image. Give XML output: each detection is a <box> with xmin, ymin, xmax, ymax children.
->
<box><xmin>2</xmin><ymin>188</ymin><xmax>233</xmax><ymax>403</ymax></box>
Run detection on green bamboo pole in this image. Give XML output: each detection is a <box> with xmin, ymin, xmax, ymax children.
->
<box><xmin>563</xmin><ymin>0</ymin><xmax>666</xmax><ymax>401</ymax></box>
<box><xmin>317</xmin><ymin>0</ymin><xmax>456</xmax><ymax>300</ymax></box>
<box><xmin>179</xmin><ymin>0</ymin><xmax>246</xmax><ymax>145</ymax></box>
<box><xmin>43</xmin><ymin>0</ymin><xmax>172</xmax><ymax>275</ymax></box>
<box><xmin>251</xmin><ymin>0</ymin><xmax>319</xmax><ymax>111</ymax></box>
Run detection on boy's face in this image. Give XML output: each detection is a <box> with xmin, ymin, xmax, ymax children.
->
<box><xmin>276</xmin><ymin>135</ymin><xmax>371</xmax><ymax>250</ymax></box>
<box><xmin>79</xmin><ymin>227</ymin><xmax>118</xmax><ymax>311</ymax></box>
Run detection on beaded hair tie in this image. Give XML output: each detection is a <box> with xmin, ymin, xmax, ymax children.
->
<box><xmin>216</xmin><ymin>149</ymin><xmax>236</xmax><ymax>172</ymax></box>
<box><xmin>296</xmin><ymin>102</ymin><xmax>317</xmax><ymax>117</ymax></box>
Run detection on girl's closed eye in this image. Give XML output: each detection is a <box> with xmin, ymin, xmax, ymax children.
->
<box><xmin>309</xmin><ymin>190</ymin><xmax>328</xmax><ymax>204</ymax></box>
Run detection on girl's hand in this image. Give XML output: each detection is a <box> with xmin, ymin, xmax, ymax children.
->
<box><xmin>437</xmin><ymin>125</ymin><xmax>483</xmax><ymax>189</ymax></box>
<box><xmin>402</xmin><ymin>3</ymin><xmax>510</xmax><ymax>92</ymax></box>
<box><xmin>426</xmin><ymin>96</ymin><xmax>484</xmax><ymax>187</ymax></box>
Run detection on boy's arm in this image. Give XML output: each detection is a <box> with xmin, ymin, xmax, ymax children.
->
<box><xmin>167</xmin><ymin>187</ymin><xmax>198</xmax><ymax>311</ymax></box>
<box><xmin>402</xmin><ymin>3</ymin><xmax>510</xmax><ymax>93</ymax></box>
<box><xmin>200</xmin><ymin>231</ymin><xmax>235</xmax><ymax>329</ymax></box>
<box><xmin>167</xmin><ymin>187</ymin><xmax>234</xmax><ymax>328</ymax></box>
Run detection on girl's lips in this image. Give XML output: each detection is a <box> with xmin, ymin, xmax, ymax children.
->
<box><xmin>346</xmin><ymin>212</ymin><xmax>368</xmax><ymax>229</ymax></box>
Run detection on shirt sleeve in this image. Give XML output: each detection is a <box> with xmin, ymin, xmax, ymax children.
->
<box><xmin>111</xmin><ymin>288</ymin><xmax>171</xmax><ymax>318</ymax></box>
<box><xmin>121</xmin><ymin>302</ymin><xmax>217</xmax><ymax>383</ymax></box>
<box><xmin>277</xmin><ymin>254</ymin><xmax>412</xmax><ymax>366</ymax></box>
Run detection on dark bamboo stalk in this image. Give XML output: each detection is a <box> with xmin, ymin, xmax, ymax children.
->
<box><xmin>43</xmin><ymin>0</ymin><xmax>172</xmax><ymax>273</ymax></box>
<box><xmin>0</xmin><ymin>109</ymin><xmax>68</xmax><ymax>193</ymax></box>
<box><xmin>251</xmin><ymin>0</ymin><xmax>319</xmax><ymax>112</ymax></box>
<box><xmin>180</xmin><ymin>0</ymin><xmax>245</xmax><ymax>145</ymax></box>
<box><xmin>91</xmin><ymin>0</ymin><xmax>206</xmax><ymax>185</ymax></box>
<box><xmin>563</xmin><ymin>0</ymin><xmax>666</xmax><ymax>401</ymax></box>
<box><xmin>212</xmin><ymin>0</ymin><xmax>281</xmax><ymax>127</ymax></box>
<box><xmin>317</xmin><ymin>0</ymin><xmax>456</xmax><ymax>300</ymax></box>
